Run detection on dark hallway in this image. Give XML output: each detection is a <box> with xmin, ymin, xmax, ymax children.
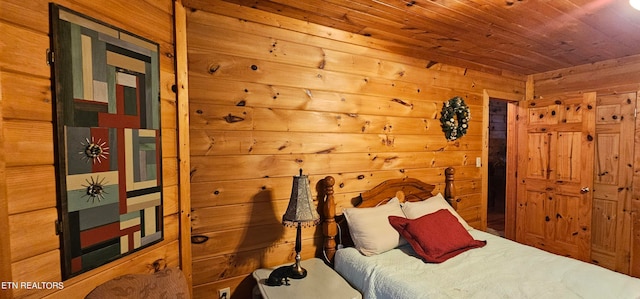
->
<box><xmin>487</xmin><ymin>99</ymin><xmax>507</xmax><ymax>237</ymax></box>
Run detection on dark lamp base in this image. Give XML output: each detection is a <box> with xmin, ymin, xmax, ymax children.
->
<box><xmin>289</xmin><ymin>264</ymin><xmax>307</xmax><ymax>279</ymax></box>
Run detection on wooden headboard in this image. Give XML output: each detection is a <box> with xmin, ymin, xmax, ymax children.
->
<box><xmin>320</xmin><ymin>167</ymin><xmax>457</xmax><ymax>264</ymax></box>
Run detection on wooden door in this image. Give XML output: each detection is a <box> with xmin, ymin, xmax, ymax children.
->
<box><xmin>591</xmin><ymin>92</ymin><xmax>636</xmax><ymax>273</ymax></box>
<box><xmin>516</xmin><ymin>92</ymin><xmax>595</xmax><ymax>261</ymax></box>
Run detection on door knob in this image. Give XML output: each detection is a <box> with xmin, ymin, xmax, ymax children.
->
<box><xmin>580</xmin><ymin>187</ymin><xmax>590</xmax><ymax>194</ymax></box>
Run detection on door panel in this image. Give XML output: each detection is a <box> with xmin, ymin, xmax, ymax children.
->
<box><xmin>517</xmin><ymin>93</ymin><xmax>595</xmax><ymax>261</ymax></box>
<box><xmin>553</xmin><ymin>193</ymin><xmax>585</xmax><ymax>250</ymax></box>
<box><xmin>526</xmin><ymin>133</ymin><xmax>549</xmax><ymax>180</ymax></box>
<box><xmin>592</xmin><ymin>198</ymin><xmax>618</xmax><ymax>251</ymax></box>
<box><xmin>592</xmin><ymin>92</ymin><xmax>636</xmax><ymax>273</ymax></box>
<box><xmin>555</xmin><ymin>132</ymin><xmax>582</xmax><ymax>182</ymax></box>
<box><xmin>595</xmin><ymin>134</ymin><xmax>619</xmax><ymax>185</ymax></box>
<box><xmin>520</xmin><ymin>190</ymin><xmax>547</xmax><ymax>239</ymax></box>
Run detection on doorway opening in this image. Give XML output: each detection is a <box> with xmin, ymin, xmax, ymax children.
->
<box><xmin>487</xmin><ymin>99</ymin><xmax>507</xmax><ymax>237</ymax></box>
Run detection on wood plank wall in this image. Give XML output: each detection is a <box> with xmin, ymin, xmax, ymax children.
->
<box><xmin>182</xmin><ymin>0</ymin><xmax>525</xmax><ymax>297</ymax></box>
<box><xmin>0</xmin><ymin>1</ymin><xmax>183</xmax><ymax>298</ymax></box>
<box><xmin>531</xmin><ymin>57</ymin><xmax>640</xmax><ymax>277</ymax></box>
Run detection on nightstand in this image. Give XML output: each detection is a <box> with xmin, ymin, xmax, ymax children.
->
<box><xmin>252</xmin><ymin>258</ymin><xmax>361</xmax><ymax>299</ymax></box>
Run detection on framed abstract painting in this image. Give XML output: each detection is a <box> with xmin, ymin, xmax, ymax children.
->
<box><xmin>49</xmin><ymin>4</ymin><xmax>163</xmax><ymax>279</ymax></box>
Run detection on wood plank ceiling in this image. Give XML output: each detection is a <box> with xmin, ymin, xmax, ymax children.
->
<box><xmin>187</xmin><ymin>0</ymin><xmax>640</xmax><ymax>75</ymax></box>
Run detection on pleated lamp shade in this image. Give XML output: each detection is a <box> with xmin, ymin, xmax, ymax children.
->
<box><xmin>282</xmin><ymin>170</ymin><xmax>320</xmax><ymax>228</ymax></box>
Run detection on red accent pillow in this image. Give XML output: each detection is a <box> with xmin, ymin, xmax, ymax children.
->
<box><xmin>389</xmin><ymin>209</ymin><xmax>486</xmax><ymax>263</ymax></box>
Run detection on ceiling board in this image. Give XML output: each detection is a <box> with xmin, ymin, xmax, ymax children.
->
<box><xmin>185</xmin><ymin>0</ymin><xmax>640</xmax><ymax>75</ymax></box>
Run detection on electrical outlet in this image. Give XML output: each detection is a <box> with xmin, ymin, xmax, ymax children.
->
<box><xmin>218</xmin><ymin>287</ymin><xmax>230</xmax><ymax>299</ymax></box>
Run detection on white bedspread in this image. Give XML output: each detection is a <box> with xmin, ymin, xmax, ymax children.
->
<box><xmin>335</xmin><ymin>230</ymin><xmax>640</xmax><ymax>299</ymax></box>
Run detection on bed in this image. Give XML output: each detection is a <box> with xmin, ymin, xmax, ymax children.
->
<box><xmin>319</xmin><ymin>168</ymin><xmax>640</xmax><ymax>299</ymax></box>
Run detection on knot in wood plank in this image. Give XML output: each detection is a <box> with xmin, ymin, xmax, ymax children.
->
<box><xmin>391</xmin><ymin>98</ymin><xmax>413</xmax><ymax>108</ymax></box>
<box><xmin>223</xmin><ymin>113</ymin><xmax>245</xmax><ymax>123</ymax></box>
<box><xmin>208</xmin><ymin>64</ymin><xmax>220</xmax><ymax>74</ymax></box>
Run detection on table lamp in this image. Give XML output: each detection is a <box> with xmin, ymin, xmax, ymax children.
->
<box><xmin>282</xmin><ymin>169</ymin><xmax>320</xmax><ymax>279</ymax></box>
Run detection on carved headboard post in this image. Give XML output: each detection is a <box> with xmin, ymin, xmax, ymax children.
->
<box><xmin>322</xmin><ymin>176</ymin><xmax>337</xmax><ymax>264</ymax></box>
<box><xmin>444</xmin><ymin>167</ymin><xmax>457</xmax><ymax>210</ymax></box>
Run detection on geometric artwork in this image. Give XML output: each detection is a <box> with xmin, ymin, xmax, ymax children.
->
<box><xmin>50</xmin><ymin>4</ymin><xmax>163</xmax><ymax>279</ymax></box>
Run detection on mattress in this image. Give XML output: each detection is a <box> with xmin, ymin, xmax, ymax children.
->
<box><xmin>335</xmin><ymin>230</ymin><xmax>640</xmax><ymax>299</ymax></box>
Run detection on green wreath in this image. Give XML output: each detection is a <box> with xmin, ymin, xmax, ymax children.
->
<box><xmin>439</xmin><ymin>96</ymin><xmax>470</xmax><ymax>141</ymax></box>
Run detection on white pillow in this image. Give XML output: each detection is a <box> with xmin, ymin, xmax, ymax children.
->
<box><xmin>343</xmin><ymin>197</ymin><xmax>406</xmax><ymax>256</ymax></box>
<box><xmin>401</xmin><ymin>193</ymin><xmax>472</xmax><ymax>230</ymax></box>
